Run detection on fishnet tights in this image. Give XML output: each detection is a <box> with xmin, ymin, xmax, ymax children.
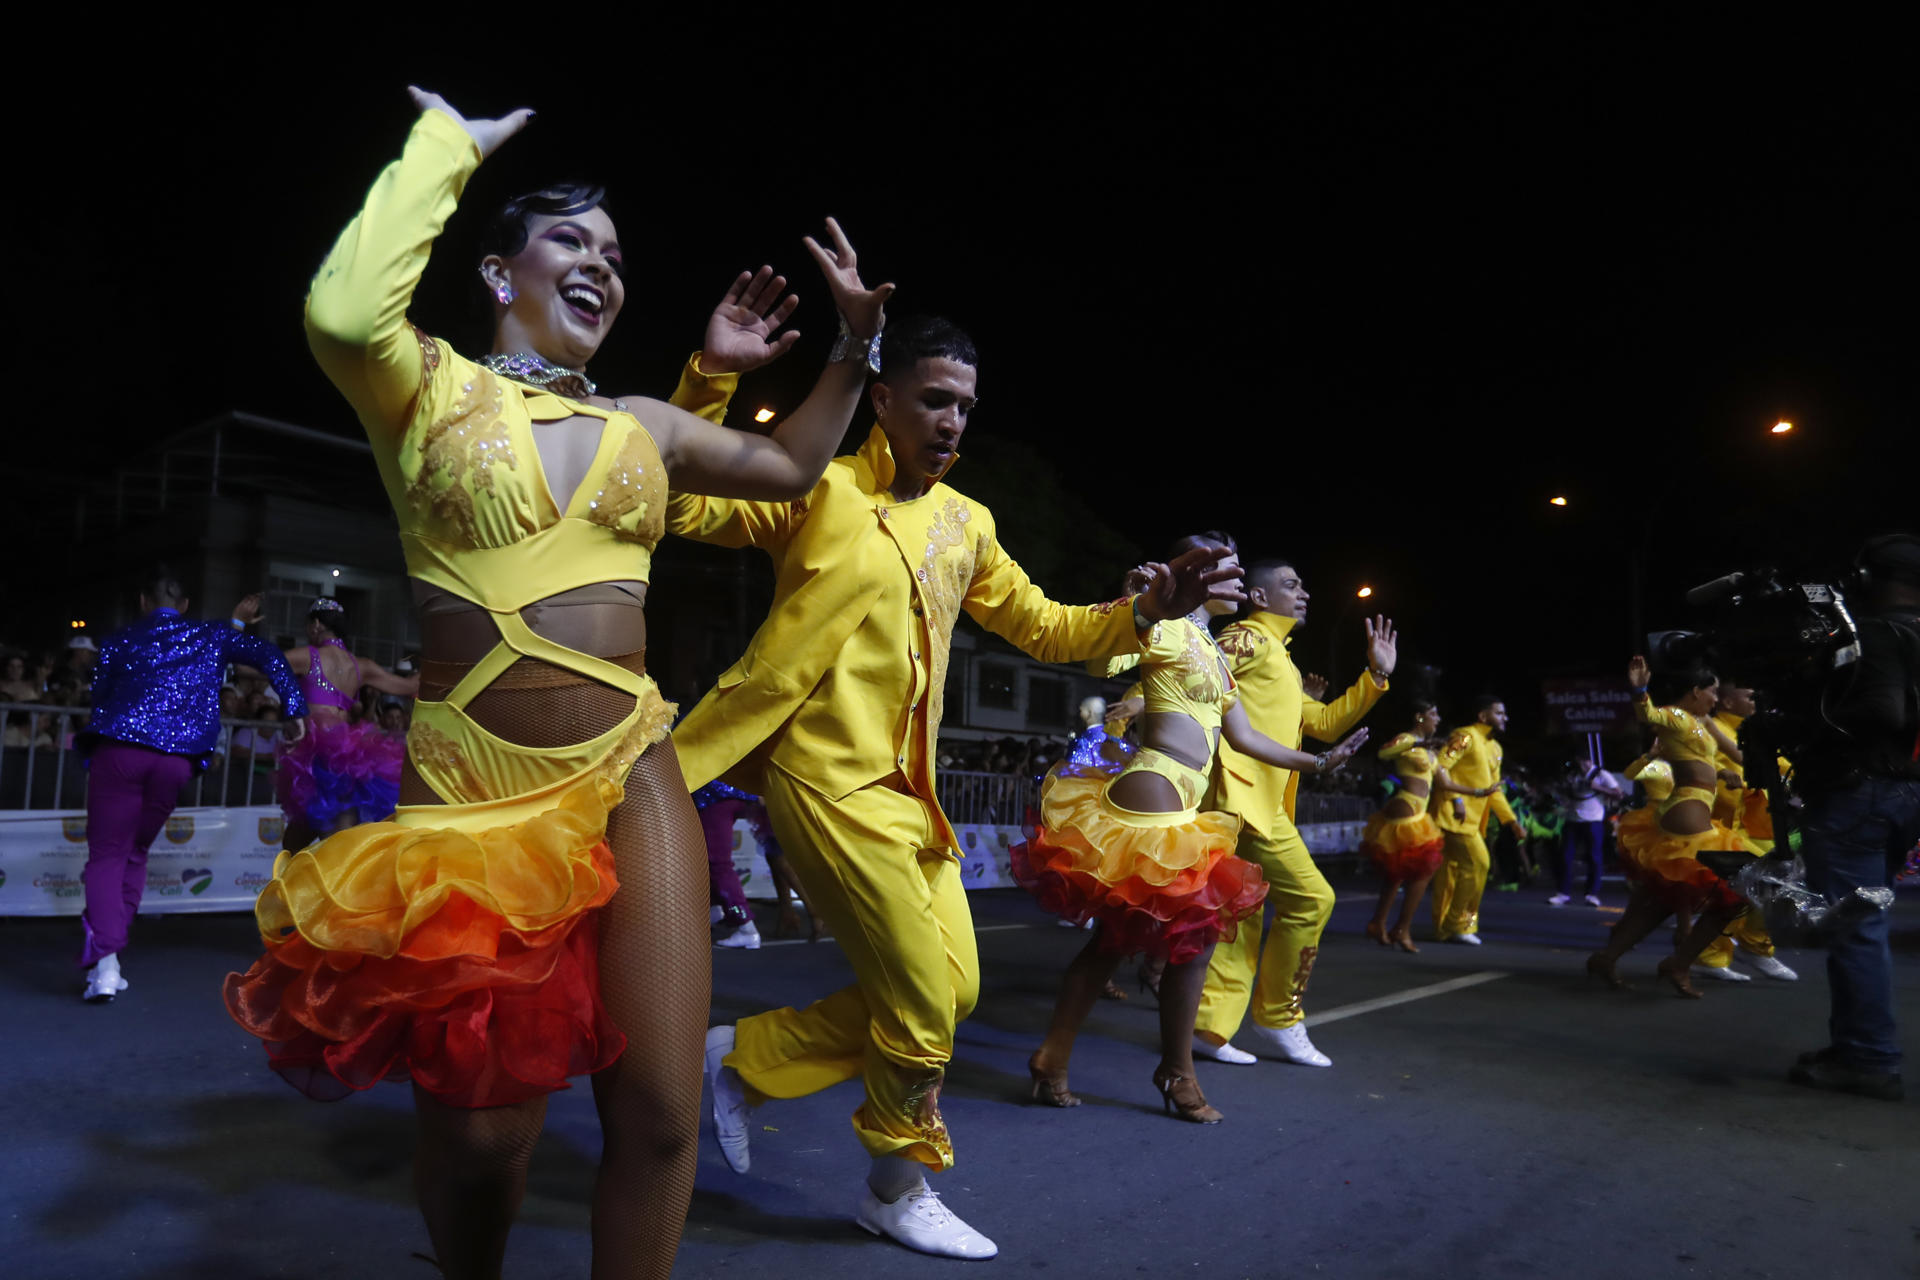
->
<box><xmin>402</xmin><ymin>655</ymin><xmax>710</xmax><ymax>1280</ymax></box>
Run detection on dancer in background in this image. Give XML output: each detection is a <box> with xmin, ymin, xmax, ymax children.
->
<box><xmin>1192</xmin><ymin>561</ymin><xmax>1392</xmax><ymax>1069</ymax></box>
<box><xmin>678</xmin><ymin>321</ymin><xmax>1239</xmax><ymax>1260</ymax></box>
<box><xmin>1361</xmin><ymin>700</ymin><xmax>1448</xmax><ymax>953</ymax></box>
<box><xmin>225</xmin><ymin>87</ymin><xmax>891</xmax><ymax>1280</ymax></box>
<box><xmin>251</xmin><ymin>596</ymin><xmax>416</xmax><ymax>853</ymax></box>
<box><xmin>1690</xmin><ymin>682</ymin><xmax>1797</xmax><ymax>981</ymax></box>
<box><xmin>81</xmin><ymin>571</ymin><xmax>307</xmax><ymax>1001</ymax></box>
<box><xmin>697</xmin><ymin>780</ymin><xmax>823</xmax><ymax>946</ymax></box>
<box><xmin>1585</xmin><ymin>658</ymin><xmax>1757</xmax><ymax>997</ymax></box>
<box><xmin>1548</xmin><ymin>754</ymin><xmax>1623</xmax><ymax>907</ymax></box>
<box><xmin>1430</xmin><ymin>695</ymin><xmax>1526</xmax><ymax>944</ymax></box>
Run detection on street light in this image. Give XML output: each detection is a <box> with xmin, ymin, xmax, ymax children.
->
<box><xmin>1550</xmin><ymin>496</ymin><xmax>1569</xmax><ymax>506</ymax></box>
<box><xmin>1356</xmin><ymin>586</ymin><xmax>1373</xmax><ymax>599</ymax></box>
<box><xmin>1771</xmin><ymin>420</ymin><xmax>1794</xmax><ymax>434</ymax></box>
<box><xmin>754</xmin><ymin>407</ymin><xmax>777</xmax><ymax>424</ymax></box>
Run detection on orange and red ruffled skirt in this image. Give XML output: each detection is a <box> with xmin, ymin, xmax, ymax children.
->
<box><xmin>1011</xmin><ymin>758</ymin><xmax>1267</xmax><ymax>964</ymax></box>
<box><xmin>1361</xmin><ymin>809</ymin><xmax>1445</xmax><ymax>880</ymax></box>
<box><xmin>222</xmin><ymin>779</ymin><xmax>627</xmax><ymax>1108</ymax></box>
<box><xmin>1615</xmin><ymin>805</ymin><xmax>1755</xmax><ymax>914</ymax></box>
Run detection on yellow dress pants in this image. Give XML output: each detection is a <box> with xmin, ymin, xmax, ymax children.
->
<box><xmin>1695</xmin><ymin>906</ymin><xmax>1777</xmax><ymax>966</ymax></box>
<box><xmin>1430</xmin><ymin>829</ymin><xmax>1489</xmax><ymax>940</ymax></box>
<box><xmin>722</xmin><ymin>765</ymin><xmax>978</xmax><ymax>1172</ymax></box>
<box><xmin>1195</xmin><ymin>819</ymin><xmax>1335</xmax><ymax>1038</ymax></box>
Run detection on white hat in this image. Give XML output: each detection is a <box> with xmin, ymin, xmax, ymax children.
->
<box><xmin>258</xmin><ymin>687</ymin><xmax>282</xmax><ymax>706</ymax></box>
<box><xmin>67</xmin><ymin>636</ymin><xmax>97</xmax><ymax>652</ymax></box>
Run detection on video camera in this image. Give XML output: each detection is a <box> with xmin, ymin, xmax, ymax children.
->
<box><xmin>1644</xmin><ymin>565</ymin><xmax>1870</xmax><ymax>865</ymax></box>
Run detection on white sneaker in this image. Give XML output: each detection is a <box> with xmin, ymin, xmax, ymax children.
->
<box><xmin>1246</xmin><ymin>1022</ymin><xmax>1332</xmax><ymax>1067</ymax></box>
<box><xmin>82</xmin><ymin>954</ymin><xmax>126</xmax><ymax>1003</ymax></box>
<box><xmin>1692</xmin><ymin>963</ymin><xmax>1751</xmax><ymax>982</ymax></box>
<box><xmin>716</xmin><ymin>920</ymin><xmax>762</xmax><ymax>950</ymax></box>
<box><xmin>705</xmin><ymin>1026</ymin><xmax>752</xmax><ymax>1173</ymax></box>
<box><xmin>1745</xmin><ymin>954</ymin><xmax>1799</xmax><ymax>981</ymax></box>
<box><xmin>1583</xmin><ymin>894</ymin><xmax>1603</xmax><ymax>907</ymax></box>
<box><xmin>1193</xmin><ymin>1035</ymin><xmax>1257</xmax><ymax>1065</ymax></box>
<box><xmin>1547</xmin><ymin>893</ymin><xmax>1571</xmax><ymax>906</ymax></box>
<box><xmin>856</xmin><ymin>1183</ymin><xmax>998</xmax><ymax>1260</ymax></box>
<box><xmin>1447</xmin><ymin>932</ymin><xmax>1483</xmax><ymax>946</ymax></box>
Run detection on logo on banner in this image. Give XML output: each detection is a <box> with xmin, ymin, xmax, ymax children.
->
<box><xmin>256</xmin><ymin>816</ymin><xmax>283</xmax><ymax>845</ymax></box>
<box><xmin>234</xmin><ymin>870</ymin><xmax>272</xmax><ymax>894</ymax></box>
<box><xmin>182</xmin><ymin>867</ymin><xmax>213</xmax><ymax>895</ymax></box>
<box><xmin>165</xmin><ymin>816</ymin><xmax>196</xmax><ymax>845</ymax></box>
<box><xmin>62</xmin><ymin>817</ymin><xmax>87</xmax><ymax>842</ymax></box>
<box><xmin>33</xmin><ymin>872</ymin><xmax>82</xmax><ymax>897</ymax></box>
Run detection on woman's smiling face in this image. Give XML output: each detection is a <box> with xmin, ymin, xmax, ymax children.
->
<box><xmin>485</xmin><ymin>206</ymin><xmax>626</xmax><ymax>368</ymax></box>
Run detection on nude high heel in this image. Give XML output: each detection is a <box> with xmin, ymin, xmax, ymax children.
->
<box><xmin>1028</xmin><ymin>1052</ymin><xmax>1080</xmax><ymax>1108</ymax></box>
<box><xmin>1152</xmin><ymin>1068</ymin><xmax>1222</xmax><ymax>1124</ymax></box>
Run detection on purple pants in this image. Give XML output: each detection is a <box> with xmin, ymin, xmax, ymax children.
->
<box><xmin>701</xmin><ymin>798</ymin><xmax>752</xmax><ymax>918</ymax></box>
<box><xmin>80</xmin><ymin>741</ymin><xmax>193</xmax><ymax>966</ymax></box>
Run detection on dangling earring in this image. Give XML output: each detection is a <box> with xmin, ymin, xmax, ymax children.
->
<box><xmin>496</xmin><ymin>283</ymin><xmax>516</xmax><ymax>305</ymax></box>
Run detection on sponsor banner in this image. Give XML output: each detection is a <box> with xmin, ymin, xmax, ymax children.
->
<box><xmin>728</xmin><ymin>821</ymin><xmax>1023</xmax><ymax>898</ymax></box>
<box><xmin>1542</xmin><ymin>678</ymin><xmax>1638</xmax><ymax>734</ymax></box>
<box><xmin>1298</xmin><ymin>820</ymin><xmax>1365</xmax><ymax>857</ymax></box>
<box><xmin>0</xmin><ymin>806</ymin><xmax>285</xmax><ymax>916</ymax></box>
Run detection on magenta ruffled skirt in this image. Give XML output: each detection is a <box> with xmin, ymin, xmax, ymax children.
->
<box><xmin>275</xmin><ymin>719</ymin><xmax>403</xmax><ymax>834</ymax></box>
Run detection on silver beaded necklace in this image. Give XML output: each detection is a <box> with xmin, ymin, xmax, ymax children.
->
<box><xmin>479</xmin><ymin>351</ymin><xmax>596</xmax><ymax>397</ymax></box>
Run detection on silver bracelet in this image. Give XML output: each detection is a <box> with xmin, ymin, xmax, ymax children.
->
<box><xmin>829</xmin><ymin>316</ymin><xmax>882</xmax><ymax>373</ymax></box>
<box><xmin>1315</xmin><ymin>751</ymin><xmax>1332</xmax><ymax>774</ymax></box>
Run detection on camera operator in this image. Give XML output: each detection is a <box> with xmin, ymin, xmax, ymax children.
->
<box><xmin>1788</xmin><ymin>533</ymin><xmax>1920</xmax><ymax>1102</ymax></box>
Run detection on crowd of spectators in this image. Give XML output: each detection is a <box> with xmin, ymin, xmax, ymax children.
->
<box><xmin>936</xmin><ymin>734</ymin><xmax>1071</xmax><ymax>776</ymax></box>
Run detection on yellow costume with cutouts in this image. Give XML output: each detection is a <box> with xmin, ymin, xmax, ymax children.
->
<box><xmin>1696</xmin><ymin>710</ymin><xmax>1780</xmax><ymax>967</ymax></box>
<box><xmin>1429</xmin><ymin>722</ymin><xmax>1517</xmax><ymax>940</ymax></box>
<box><xmin>1192</xmin><ymin>611</ymin><xmax>1385</xmax><ymax>1038</ymax></box>
<box><xmin>1614</xmin><ymin>701</ymin><xmax>1757</xmax><ymax>915</ymax></box>
<box><xmin>225</xmin><ymin>109</ymin><xmax>734</xmax><ymax>1107</ymax></box>
<box><xmin>667</xmin><ymin>433</ymin><xmax>1144</xmax><ymax>1171</ymax></box>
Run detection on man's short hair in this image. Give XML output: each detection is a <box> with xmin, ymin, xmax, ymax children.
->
<box><xmin>1473</xmin><ymin>693</ymin><xmax>1504</xmax><ymax>715</ymax></box>
<box><xmin>140</xmin><ymin>565</ymin><xmax>187</xmax><ymax>608</ymax></box>
<box><xmin>878</xmin><ymin>315</ymin><xmax>977</xmax><ymax>381</ymax></box>
<box><xmin>1859</xmin><ymin>532</ymin><xmax>1920</xmax><ymax>587</ymax></box>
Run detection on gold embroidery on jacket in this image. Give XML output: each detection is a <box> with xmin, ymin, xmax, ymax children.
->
<box><xmin>914</xmin><ymin>498</ymin><xmax>976</xmax><ymax>727</ymax></box>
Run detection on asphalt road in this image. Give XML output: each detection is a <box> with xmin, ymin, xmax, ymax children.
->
<box><xmin>6</xmin><ymin>877</ymin><xmax>1915</xmax><ymax>1279</ymax></box>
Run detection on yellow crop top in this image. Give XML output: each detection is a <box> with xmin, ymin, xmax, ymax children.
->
<box><xmin>1092</xmin><ymin>617</ymin><xmax>1238</xmax><ymax>733</ymax></box>
<box><xmin>1634</xmin><ymin>699</ymin><xmax>1718</xmax><ymax>767</ymax></box>
<box><xmin>1378</xmin><ymin>732</ymin><xmax>1435</xmax><ymax>782</ymax></box>
<box><xmin>302</xmin><ymin>108</ymin><xmax>735</xmax><ymax>829</ymax></box>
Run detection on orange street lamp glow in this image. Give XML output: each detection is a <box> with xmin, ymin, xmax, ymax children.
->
<box><xmin>1772</xmin><ymin>420</ymin><xmax>1794</xmax><ymax>434</ymax></box>
<box><xmin>754</xmin><ymin>407</ymin><xmax>777</xmax><ymax>423</ymax></box>
<box><xmin>1357</xmin><ymin>586</ymin><xmax>1373</xmax><ymax>599</ymax></box>
<box><xmin>1550</xmin><ymin>496</ymin><xmax>1569</xmax><ymax>506</ymax></box>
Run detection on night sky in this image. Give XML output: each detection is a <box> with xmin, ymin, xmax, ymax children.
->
<box><xmin>24</xmin><ymin>22</ymin><xmax>1912</xmax><ymax>742</ymax></box>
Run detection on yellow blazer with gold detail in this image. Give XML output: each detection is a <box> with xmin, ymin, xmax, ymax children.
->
<box><xmin>1209</xmin><ymin>611</ymin><xmax>1385</xmax><ymax>837</ymax></box>
<box><xmin>1434</xmin><ymin>722</ymin><xmax>1517</xmax><ymax>835</ymax></box>
<box><xmin>666</xmin><ymin>425</ymin><xmax>1140</xmax><ymax>852</ymax></box>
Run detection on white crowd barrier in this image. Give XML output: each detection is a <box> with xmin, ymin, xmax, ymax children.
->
<box><xmin>0</xmin><ymin>805</ymin><xmax>286</xmax><ymax>916</ymax></box>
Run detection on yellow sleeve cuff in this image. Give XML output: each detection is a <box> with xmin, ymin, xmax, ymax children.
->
<box><xmin>670</xmin><ymin>352</ymin><xmax>740</xmax><ymax>424</ymax></box>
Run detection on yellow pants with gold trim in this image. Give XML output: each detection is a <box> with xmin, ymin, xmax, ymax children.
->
<box><xmin>723</xmin><ymin>764</ymin><xmax>978</xmax><ymax>1172</ymax></box>
<box><xmin>1430</xmin><ymin>829</ymin><xmax>1490</xmax><ymax>940</ymax></box>
<box><xmin>1695</xmin><ymin>905</ymin><xmax>1777</xmax><ymax>965</ymax></box>
<box><xmin>1195</xmin><ymin>819</ymin><xmax>1335</xmax><ymax>1037</ymax></box>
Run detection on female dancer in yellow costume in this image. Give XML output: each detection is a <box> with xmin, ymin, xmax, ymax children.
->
<box><xmin>1361</xmin><ymin>699</ymin><xmax>1448</xmax><ymax>953</ymax></box>
<box><xmin>1017</xmin><ymin>540</ymin><xmax>1369</xmax><ymax>1123</ymax></box>
<box><xmin>222</xmin><ymin>89</ymin><xmax>892</xmax><ymax>1280</ymax></box>
<box><xmin>1585</xmin><ymin>657</ymin><xmax>1758</xmax><ymax>998</ymax></box>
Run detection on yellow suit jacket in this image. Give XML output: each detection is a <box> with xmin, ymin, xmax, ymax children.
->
<box><xmin>1208</xmin><ymin>611</ymin><xmax>1386</xmax><ymax>837</ymax></box>
<box><xmin>1434</xmin><ymin>722</ymin><xmax>1517</xmax><ymax>835</ymax></box>
<box><xmin>666</xmin><ymin>426</ymin><xmax>1139</xmax><ymax>852</ymax></box>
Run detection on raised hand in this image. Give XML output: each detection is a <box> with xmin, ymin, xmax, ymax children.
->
<box><xmin>231</xmin><ymin>593</ymin><xmax>262</xmax><ymax>625</ymax></box>
<box><xmin>1300</xmin><ymin>672</ymin><xmax>1330</xmax><ymax>701</ymax></box>
<box><xmin>1364</xmin><ymin>615</ymin><xmax>1398</xmax><ymax>676</ymax></box>
<box><xmin>801</xmin><ymin>218</ymin><xmax>894</xmax><ymax>343</ymax></box>
<box><xmin>1628</xmin><ymin>655</ymin><xmax>1651</xmax><ymax>691</ymax></box>
<box><xmin>282</xmin><ymin>715</ymin><xmax>309</xmax><ymax>744</ymax></box>
<box><xmin>1136</xmin><ymin>546</ymin><xmax>1246</xmax><ymax>621</ymax></box>
<box><xmin>1121</xmin><ymin>564</ymin><xmax>1154</xmax><ymax>598</ymax></box>
<box><xmin>701</xmin><ymin>267</ymin><xmax>802</xmax><ymax>375</ymax></box>
<box><xmin>1327</xmin><ymin>727</ymin><xmax>1371</xmax><ymax>770</ymax></box>
<box><xmin>407</xmin><ymin>86</ymin><xmax>532</xmax><ymax>160</ymax></box>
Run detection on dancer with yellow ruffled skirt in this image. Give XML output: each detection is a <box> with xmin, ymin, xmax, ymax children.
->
<box><xmin>1361</xmin><ymin>700</ymin><xmax>1449</xmax><ymax>953</ymax></box>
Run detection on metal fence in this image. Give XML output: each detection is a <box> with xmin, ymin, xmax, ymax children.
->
<box><xmin>935</xmin><ymin>770</ymin><xmax>1040</xmax><ymax>826</ymax></box>
<box><xmin>1293</xmin><ymin>792</ymin><xmax>1374</xmax><ymax>825</ymax></box>
<box><xmin>1</xmin><ymin>702</ymin><xmax>286</xmax><ymax>811</ymax></box>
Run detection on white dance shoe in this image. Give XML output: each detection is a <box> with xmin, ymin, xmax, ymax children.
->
<box><xmin>1446</xmin><ymin>932</ymin><xmax>1483</xmax><ymax>946</ymax></box>
<box><xmin>1745</xmin><ymin>955</ymin><xmax>1799</xmax><ymax>981</ymax></box>
<box><xmin>856</xmin><ymin>1182</ymin><xmax>998</xmax><ymax>1260</ymax></box>
<box><xmin>1692</xmin><ymin>964</ymin><xmax>1751</xmax><ymax>982</ymax></box>
<box><xmin>705</xmin><ymin>1025</ymin><xmax>752</xmax><ymax>1173</ymax></box>
<box><xmin>82</xmin><ymin>954</ymin><xmax>126</xmax><ymax>1003</ymax></box>
<box><xmin>1193</xmin><ymin>1035</ymin><xmax>1256</xmax><ymax>1065</ymax></box>
<box><xmin>1246</xmin><ymin>1022</ymin><xmax>1332</xmax><ymax>1067</ymax></box>
<box><xmin>716</xmin><ymin>920</ymin><xmax>762</xmax><ymax>950</ymax></box>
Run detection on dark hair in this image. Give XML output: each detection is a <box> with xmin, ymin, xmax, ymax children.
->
<box><xmin>140</xmin><ymin>565</ymin><xmax>187</xmax><ymax>608</ymax></box>
<box><xmin>307</xmin><ymin>598</ymin><xmax>350</xmax><ymax>637</ymax></box>
<box><xmin>1410</xmin><ymin>697</ymin><xmax>1439</xmax><ymax>718</ymax></box>
<box><xmin>878</xmin><ymin>315</ymin><xmax>978</xmax><ymax>382</ymax></box>
<box><xmin>478</xmin><ymin>183</ymin><xmax>609</xmax><ymax>264</ymax></box>
<box><xmin>1244</xmin><ymin>559</ymin><xmax>1295</xmax><ymax>593</ymax></box>
<box><xmin>1168</xmin><ymin>530</ymin><xmax>1238</xmax><ymax>560</ymax></box>
<box><xmin>1859</xmin><ymin>531</ymin><xmax>1920</xmax><ymax>587</ymax></box>
<box><xmin>1654</xmin><ymin>666</ymin><xmax>1717</xmax><ymax>704</ymax></box>
<box><xmin>1472</xmin><ymin>693</ymin><xmax>1504</xmax><ymax>715</ymax></box>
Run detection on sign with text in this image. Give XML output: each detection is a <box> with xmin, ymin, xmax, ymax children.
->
<box><xmin>1542</xmin><ymin>678</ymin><xmax>1637</xmax><ymax>735</ymax></box>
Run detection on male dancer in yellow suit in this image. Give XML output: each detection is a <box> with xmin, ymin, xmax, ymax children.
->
<box><xmin>1693</xmin><ymin>683</ymin><xmax>1799</xmax><ymax>982</ymax></box>
<box><xmin>667</xmin><ymin>315</ymin><xmax>1237</xmax><ymax>1260</ymax></box>
<box><xmin>1430</xmin><ymin>695</ymin><xmax>1527</xmax><ymax>943</ymax></box>
<box><xmin>1191</xmin><ymin>559</ymin><xmax>1394</xmax><ymax>1068</ymax></box>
